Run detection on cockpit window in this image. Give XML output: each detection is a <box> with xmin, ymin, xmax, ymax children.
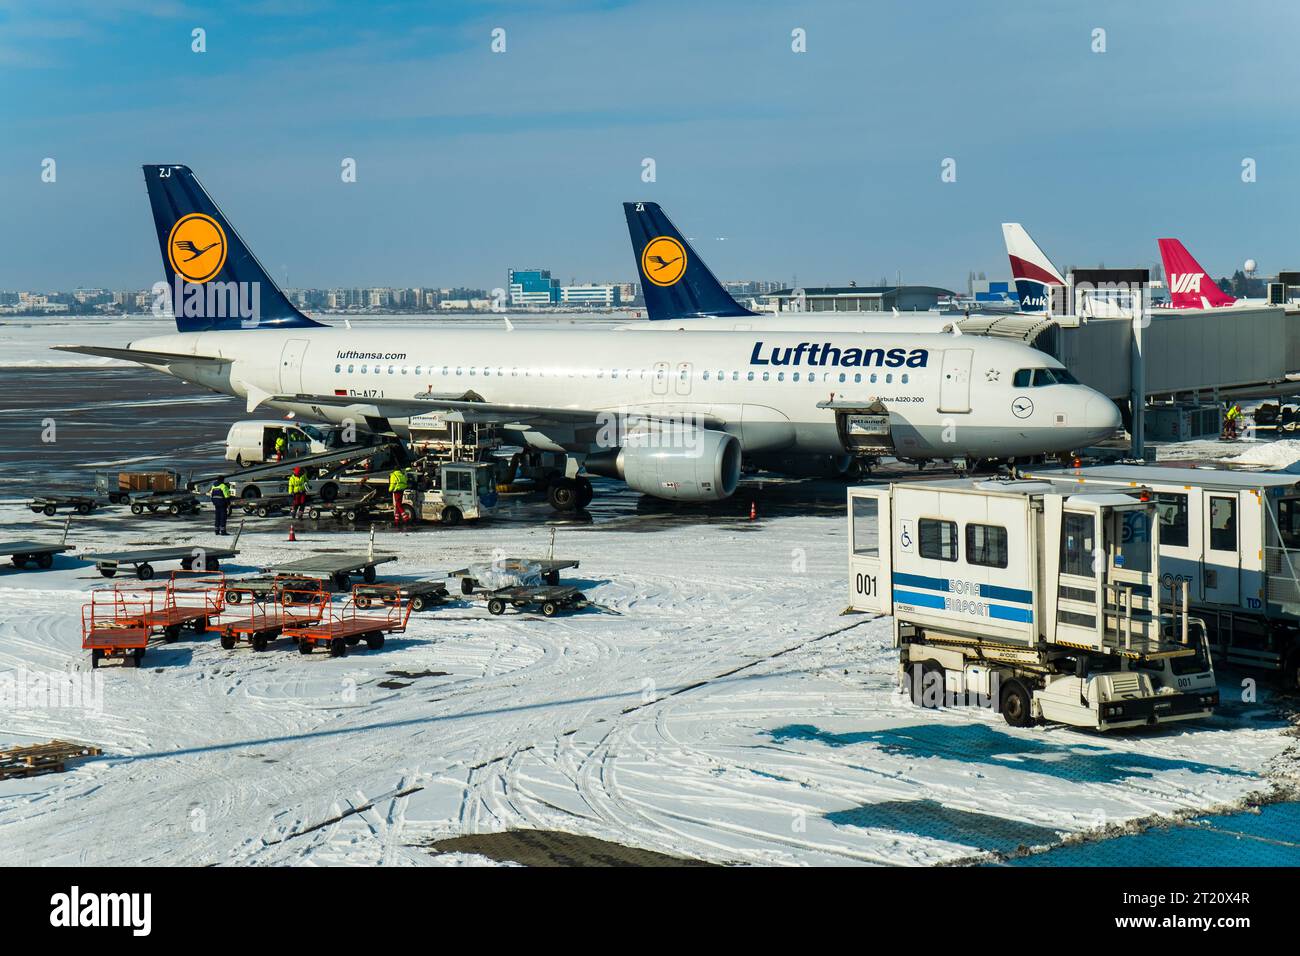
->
<box><xmin>1014</xmin><ymin>367</ymin><xmax>1079</xmax><ymax>387</ymax></box>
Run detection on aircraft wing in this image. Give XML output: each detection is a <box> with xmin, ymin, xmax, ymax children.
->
<box><xmin>268</xmin><ymin>391</ymin><xmax>721</xmax><ymax>429</ymax></box>
<box><xmin>53</xmin><ymin>345</ymin><xmax>234</xmax><ymax>367</ymax></box>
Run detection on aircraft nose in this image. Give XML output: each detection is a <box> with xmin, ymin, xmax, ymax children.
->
<box><xmin>1085</xmin><ymin>394</ymin><xmax>1122</xmax><ymax>437</ymax></box>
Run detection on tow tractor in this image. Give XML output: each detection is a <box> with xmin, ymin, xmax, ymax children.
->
<box><xmin>848</xmin><ymin>478</ymin><xmax>1219</xmax><ymax>731</ymax></box>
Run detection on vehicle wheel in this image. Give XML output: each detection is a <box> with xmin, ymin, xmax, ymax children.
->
<box><xmin>227</xmin><ymin>590</ymin><xmax>243</xmax><ymax>605</ymax></box>
<box><xmin>329</xmin><ymin>637</ymin><xmax>347</xmax><ymax>658</ymax></box>
<box><xmin>37</xmin><ymin>553</ymin><xmax>53</xmax><ymax>569</ymax></box>
<box><xmin>256</xmin><ymin>507</ymin><xmax>269</xmax><ymax>518</ymax></box>
<box><xmin>100</xmin><ymin>567</ymin><xmax>116</xmax><ymax>578</ymax></box>
<box><xmin>545</xmin><ymin>570</ymin><xmax>560</xmax><ymax>586</ymax></box>
<box><xmin>131</xmin><ymin>503</ymin><xmax>144</xmax><ymax>515</ymax></box>
<box><xmin>243</xmin><ymin>486</ymin><xmax>262</xmax><ymax>500</ymax></box>
<box><xmin>333</xmin><ymin>572</ymin><xmax>350</xmax><ymax>591</ymax></box>
<box><xmin>411</xmin><ymin>596</ymin><xmax>426</xmax><ymax>612</ymax></box>
<box><xmin>137</xmin><ymin>563</ymin><xmax>154</xmax><ymax>581</ymax></box>
<box><xmin>320</xmin><ymin>483</ymin><xmax>339</xmax><ymax>503</ymax></box>
<box><xmin>252</xmin><ymin>633</ymin><xmax>268</xmax><ymax>652</ymax></box>
<box><xmin>363</xmin><ymin>565</ymin><xmax>377</xmax><ymax>584</ymax></box>
<box><xmin>11</xmin><ymin>556</ymin><xmax>27</xmax><ymax>569</ymax></box>
<box><xmin>1000</xmin><ymin>679</ymin><xmax>1034</xmax><ymax>728</ymax></box>
<box><xmin>442</xmin><ymin>506</ymin><xmax>462</xmax><ymax>526</ymax></box>
<box><xmin>546</xmin><ymin>478</ymin><xmax>579</xmax><ymax>512</ymax></box>
<box><xmin>147</xmin><ymin>504</ymin><xmax>158</xmax><ymax>513</ymax></box>
<box><xmin>164</xmin><ymin>624</ymin><xmax>182</xmax><ymax>643</ymax></box>
<box><xmin>461</xmin><ymin>577</ymin><xmax>476</xmax><ymax>595</ymax></box>
<box><xmin>487</xmin><ymin>598</ymin><xmax>506</xmax><ymax>615</ymax></box>
<box><xmin>77</xmin><ymin>502</ymin><xmax>92</xmax><ymax>515</ymax></box>
<box><xmin>43</xmin><ymin>504</ymin><xmax>57</xmax><ymax>517</ymax></box>
<box><xmin>345</xmin><ymin>635</ymin><xmax>361</xmax><ymax>646</ymax></box>
<box><xmin>541</xmin><ymin>601</ymin><xmax>559</xmax><ymax>617</ymax></box>
<box><xmin>308</xmin><ymin>508</ymin><xmax>321</xmax><ymax>520</ymax></box>
<box><xmin>355</xmin><ymin>595</ymin><xmax>371</xmax><ymax>609</ymax></box>
<box><xmin>575</xmin><ymin>477</ymin><xmax>594</xmax><ymax>509</ymax></box>
<box><xmin>365</xmin><ymin>632</ymin><xmax>385</xmax><ymax>650</ymax></box>
<box><xmin>220</xmin><ymin>634</ymin><xmax>236</xmax><ymax>650</ymax></box>
<box><xmin>907</xmin><ymin>659</ymin><xmax>944</xmax><ymax>707</ymax></box>
<box><xmin>168</xmin><ymin>503</ymin><xmax>180</xmax><ymax>515</ymax></box>
<box><xmin>133</xmin><ymin>648</ymin><xmax>146</xmax><ymax>666</ymax></box>
<box><xmin>401</xmin><ymin>503</ymin><xmax>416</xmax><ymax>522</ymax></box>
<box><xmin>205</xmin><ymin>557</ymin><xmax>219</xmax><ymax>571</ymax></box>
<box><xmin>91</xmin><ymin>649</ymin><xmax>102</xmax><ymax>669</ymax></box>
<box><xmin>298</xmin><ymin>640</ymin><xmax>313</xmax><ymax>655</ymax></box>
<box><xmin>344</xmin><ymin>509</ymin><xmax>359</xmax><ymax>522</ymax></box>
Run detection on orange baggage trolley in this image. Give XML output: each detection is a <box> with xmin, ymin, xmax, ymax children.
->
<box><xmin>217</xmin><ymin>585</ymin><xmax>326</xmax><ymax>652</ymax></box>
<box><xmin>81</xmin><ymin>589</ymin><xmax>151</xmax><ymax>669</ymax></box>
<box><xmin>285</xmin><ymin>584</ymin><xmax>411</xmax><ymax>658</ymax></box>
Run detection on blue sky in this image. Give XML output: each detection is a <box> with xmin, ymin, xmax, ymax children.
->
<box><xmin>3</xmin><ymin>0</ymin><xmax>1299</xmax><ymax>291</ymax></box>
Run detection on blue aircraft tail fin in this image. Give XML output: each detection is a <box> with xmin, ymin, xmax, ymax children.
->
<box><xmin>143</xmin><ymin>164</ymin><xmax>323</xmax><ymax>332</ymax></box>
<box><xmin>623</xmin><ymin>201</ymin><xmax>755</xmax><ymax>320</ymax></box>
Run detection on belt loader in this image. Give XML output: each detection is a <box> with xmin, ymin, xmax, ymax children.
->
<box><xmin>847</xmin><ymin>479</ymin><xmax>1219</xmax><ymax>731</ymax></box>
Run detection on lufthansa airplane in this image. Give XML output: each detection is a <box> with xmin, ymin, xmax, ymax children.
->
<box><xmin>57</xmin><ymin>165</ymin><xmax>1121</xmax><ymax>510</ymax></box>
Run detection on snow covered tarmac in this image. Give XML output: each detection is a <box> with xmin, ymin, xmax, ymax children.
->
<box><xmin>0</xmin><ymin>502</ymin><xmax>1294</xmax><ymax>866</ymax></box>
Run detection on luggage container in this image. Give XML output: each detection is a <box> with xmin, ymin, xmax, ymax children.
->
<box><xmin>1023</xmin><ymin>463</ymin><xmax>1300</xmax><ymax>687</ymax></box>
<box><xmin>847</xmin><ymin>478</ymin><xmax>1218</xmax><ymax>731</ymax></box>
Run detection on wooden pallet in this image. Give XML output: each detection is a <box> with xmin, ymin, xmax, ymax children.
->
<box><xmin>0</xmin><ymin>740</ymin><xmax>102</xmax><ymax>779</ymax></box>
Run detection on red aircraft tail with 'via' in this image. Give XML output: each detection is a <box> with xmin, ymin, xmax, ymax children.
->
<box><xmin>1158</xmin><ymin>238</ymin><xmax>1236</xmax><ymax>309</ymax></box>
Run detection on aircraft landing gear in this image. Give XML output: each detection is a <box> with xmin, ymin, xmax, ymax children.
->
<box><xmin>546</xmin><ymin>476</ymin><xmax>593</xmax><ymax>512</ymax></box>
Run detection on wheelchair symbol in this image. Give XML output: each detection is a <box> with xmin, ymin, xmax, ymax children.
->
<box><xmin>900</xmin><ymin>528</ymin><xmax>913</xmax><ymax>549</ymax></box>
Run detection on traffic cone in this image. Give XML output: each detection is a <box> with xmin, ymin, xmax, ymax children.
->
<box><xmin>749</xmin><ymin>501</ymin><xmax>757</xmax><ymax>521</ymax></box>
<box><xmin>287</xmin><ymin>524</ymin><xmax>296</xmax><ymax>542</ymax></box>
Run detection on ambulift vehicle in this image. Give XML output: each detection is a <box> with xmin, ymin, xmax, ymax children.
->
<box><xmin>283</xmin><ymin>584</ymin><xmax>412</xmax><ymax>657</ymax></box>
<box><xmin>1023</xmin><ymin>463</ymin><xmax>1300</xmax><ymax>687</ymax></box>
<box><xmin>847</xmin><ymin>479</ymin><xmax>1219</xmax><ymax>731</ymax></box>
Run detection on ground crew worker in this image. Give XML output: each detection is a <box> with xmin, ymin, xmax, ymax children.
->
<box><xmin>288</xmin><ymin>466</ymin><xmax>308</xmax><ymax>519</ymax></box>
<box><xmin>274</xmin><ymin>433</ymin><xmax>286</xmax><ymax>462</ymax></box>
<box><xmin>211</xmin><ymin>477</ymin><xmax>231</xmax><ymax>535</ymax></box>
<box><xmin>388</xmin><ymin>466</ymin><xmax>409</xmax><ymax>527</ymax></box>
<box><xmin>1224</xmin><ymin>402</ymin><xmax>1242</xmax><ymax>440</ymax></box>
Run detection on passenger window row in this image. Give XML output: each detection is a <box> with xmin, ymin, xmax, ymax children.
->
<box><xmin>330</xmin><ymin>364</ymin><xmax>912</xmax><ymax>385</ymax></box>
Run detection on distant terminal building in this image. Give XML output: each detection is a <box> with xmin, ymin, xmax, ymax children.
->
<box><xmin>560</xmin><ymin>284</ymin><xmax>621</xmax><ymax>307</ymax></box>
<box><xmin>509</xmin><ymin>269</ymin><xmax>560</xmax><ymax>306</ymax></box>
<box><xmin>762</xmin><ymin>285</ymin><xmax>955</xmax><ymax>313</ymax></box>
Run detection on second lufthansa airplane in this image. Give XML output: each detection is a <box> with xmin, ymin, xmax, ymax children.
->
<box><xmin>58</xmin><ymin>166</ymin><xmax>1122</xmax><ymax>510</ymax></box>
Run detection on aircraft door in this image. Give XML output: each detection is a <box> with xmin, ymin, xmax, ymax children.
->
<box><xmin>652</xmin><ymin>361</ymin><xmax>669</xmax><ymax>395</ymax></box>
<box><xmin>278</xmin><ymin>339</ymin><xmax>310</xmax><ymax>394</ymax></box>
<box><xmin>675</xmin><ymin>362</ymin><xmax>693</xmax><ymax>396</ymax></box>
<box><xmin>938</xmin><ymin>348</ymin><xmax>973</xmax><ymax>414</ymax></box>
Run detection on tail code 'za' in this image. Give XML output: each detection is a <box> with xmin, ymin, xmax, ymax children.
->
<box><xmin>1157</xmin><ymin>238</ymin><xmax>1236</xmax><ymax>309</ymax></box>
<box><xmin>623</xmin><ymin>202</ymin><xmax>755</xmax><ymax>321</ymax></box>
<box><xmin>143</xmin><ymin>165</ymin><xmax>322</xmax><ymax>332</ymax></box>
<box><xmin>1001</xmin><ymin>223</ymin><xmax>1065</xmax><ymax>314</ymax></box>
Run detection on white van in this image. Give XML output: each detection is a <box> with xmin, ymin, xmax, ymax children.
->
<box><xmin>225</xmin><ymin>421</ymin><xmax>342</xmax><ymax>467</ymax></box>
